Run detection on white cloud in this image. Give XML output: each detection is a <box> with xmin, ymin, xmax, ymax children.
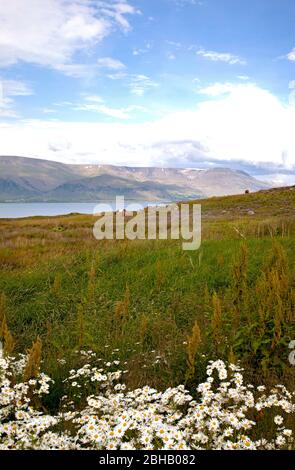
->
<box><xmin>37</xmin><ymin>57</ymin><xmax>125</xmax><ymax>79</ymax></box>
<box><xmin>84</xmin><ymin>95</ymin><xmax>104</xmax><ymax>103</ymax></box>
<box><xmin>0</xmin><ymin>84</ymin><xmax>294</xmax><ymax>172</ymax></box>
<box><xmin>72</xmin><ymin>103</ymin><xmax>130</xmax><ymax>120</ymax></box>
<box><xmin>107</xmin><ymin>72</ymin><xmax>128</xmax><ymax>80</ymax></box>
<box><xmin>132</xmin><ymin>41</ymin><xmax>153</xmax><ymax>56</ymax></box>
<box><xmin>1</xmin><ymin>79</ymin><xmax>33</xmax><ymax>97</ymax></box>
<box><xmin>105</xmin><ymin>71</ymin><xmax>158</xmax><ymax>96</ymax></box>
<box><xmin>74</xmin><ymin>104</ymin><xmax>131</xmax><ymax>120</ymax></box>
<box><xmin>129</xmin><ymin>75</ymin><xmax>158</xmax><ymax>96</ymax></box>
<box><xmin>97</xmin><ymin>57</ymin><xmax>125</xmax><ymax>70</ymax></box>
<box><xmin>198</xmin><ymin>81</ymin><xmax>258</xmax><ymax>98</ymax></box>
<box><xmin>95</xmin><ymin>105</ymin><xmax>146</xmax><ymax>120</ymax></box>
<box><xmin>260</xmin><ymin>173</ymin><xmax>295</xmax><ymax>186</ymax></box>
<box><xmin>54</xmin><ymin>100</ymin><xmax>74</xmax><ymax>107</ymax></box>
<box><xmin>166</xmin><ymin>41</ymin><xmax>182</xmax><ymax>49</ymax></box>
<box><xmin>54</xmin><ymin>63</ymin><xmax>97</xmax><ymax>78</ymax></box>
<box><xmin>0</xmin><ymin>108</ymin><xmax>19</xmax><ymax>119</ymax></box>
<box><xmin>287</xmin><ymin>48</ymin><xmax>295</xmax><ymax>61</ymax></box>
<box><xmin>237</xmin><ymin>75</ymin><xmax>250</xmax><ymax>81</ymax></box>
<box><xmin>0</xmin><ymin>0</ymin><xmax>137</xmax><ymax>73</ymax></box>
<box><xmin>198</xmin><ymin>82</ymin><xmax>238</xmax><ymax>97</ymax></box>
<box><xmin>189</xmin><ymin>84</ymin><xmax>295</xmax><ymax>169</ymax></box>
<box><xmin>172</xmin><ymin>0</ymin><xmax>202</xmax><ymax>6</ymax></box>
<box><xmin>41</xmin><ymin>108</ymin><xmax>56</xmax><ymax>114</ymax></box>
<box><xmin>197</xmin><ymin>48</ymin><xmax>246</xmax><ymax>65</ymax></box>
<box><xmin>0</xmin><ymin>79</ymin><xmax>33</xmax><ymax>118</ymax></box>
<box><xmin>72</xmin><ymin>95</ymin><xmax>147</xmax><ymax>120</ymax></box>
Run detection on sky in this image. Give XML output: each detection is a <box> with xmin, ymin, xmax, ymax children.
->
<box><xmin>0</xmin><ymin>0</ymin><xmax>295</xmax><ymax>184</ymax></box>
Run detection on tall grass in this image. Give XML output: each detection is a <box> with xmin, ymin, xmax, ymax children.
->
<box><xmin>0</xmin><ymin>187</ymin><xmax>294</xmax><ymax>420</ymax></box>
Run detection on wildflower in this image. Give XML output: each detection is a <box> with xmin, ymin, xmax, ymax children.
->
<box><xmin>0</xmin><ymin>353</ymin><xmax>294</xmax><ymax>450</ymax></box>
<box><xmin>275</xmin><ymin>435</ymin><xmax>286</xmax><ymax>446</ymax></box>
<box><xmin>274</xmin><ymin>415</ymin><xmax>284</xmax><ymax>426</ymax></box>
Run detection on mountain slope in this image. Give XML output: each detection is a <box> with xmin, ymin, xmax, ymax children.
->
<box><xmin>0</xmin><ymin>156</ymin><xmax>270</xmax><ymax>202</ymax></box>
<box><xmin>0</xmin><ymin>156</ymin><xmax>81</xmax><ymax>192</ymax></box>
<box><xmin>45</xmin><ymin>174</ymin><xmax>204</xmax><ymax>202</ymax></box>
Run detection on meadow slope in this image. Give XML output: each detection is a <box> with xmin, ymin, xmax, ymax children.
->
<box><xmin>0</xmin><ymin>187</ymin><xmax>295</xmax><ymax>424</ymax></box>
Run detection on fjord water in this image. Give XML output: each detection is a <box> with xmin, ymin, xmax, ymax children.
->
<box><xmin>0</xmin><ymin>201</ymin><xmax>162</xmax><ymax>219</ymax></box>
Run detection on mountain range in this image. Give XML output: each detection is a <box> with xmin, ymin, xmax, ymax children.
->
<box><xmin>0</xmin><ymin>156</ymin><xmax>270</xmax><ymax>202</ymax></box>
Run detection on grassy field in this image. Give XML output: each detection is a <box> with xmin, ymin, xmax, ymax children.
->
<box><xmin>0</xmin><ymin>187</ymin><xmax>295</xmax><ymax>419</ymax></box>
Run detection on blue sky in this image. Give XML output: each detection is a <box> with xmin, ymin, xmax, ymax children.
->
<box><xmin>0</xmin><ymin>0</ymin><xmax>295</xmax><ymax>184</ymax></box>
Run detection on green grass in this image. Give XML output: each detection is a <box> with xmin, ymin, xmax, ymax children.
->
<box><xmin>0</xmin><ymin>186</ymin><xmax>295</xmax><ymax>405</ymax></box>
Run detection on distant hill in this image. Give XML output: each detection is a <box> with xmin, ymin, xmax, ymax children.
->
<box><xmin>0</xmin><ymin>156</ymin><xmax>270</xmax><ymax>202</ymax></box>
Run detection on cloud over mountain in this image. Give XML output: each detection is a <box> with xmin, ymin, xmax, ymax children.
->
<box><xmin>0</xmin><ymin>84</ymin><xmax>294</xmax><ymax>182</ymax></box>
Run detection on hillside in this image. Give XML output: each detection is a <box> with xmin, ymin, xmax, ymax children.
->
<box><xmin>0</xmin><ymin>155</ymin><xmax>269</xmax><ymax>202</ymax></box>
<box><xmin>0</xmin><ymin>185</ymin><xmax>294</xmax><ymax>447</ymax></box>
